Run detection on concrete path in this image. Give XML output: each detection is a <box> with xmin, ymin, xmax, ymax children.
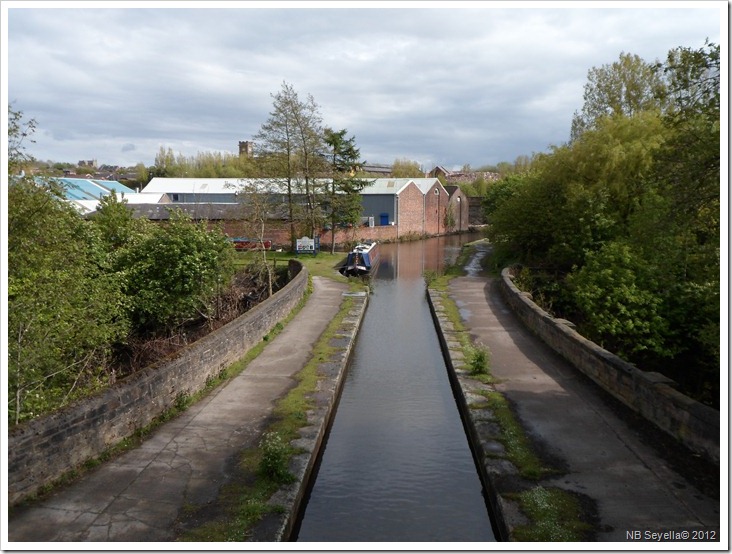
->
<box><xmin>7</xmin><ymin>276</ymin><xmax>349</xmax><ymax>544</ymax></box>
<box><xmin>448</xmin><ymin>264</ymin><xmax>721</xmax><ymax>542</ymax></box>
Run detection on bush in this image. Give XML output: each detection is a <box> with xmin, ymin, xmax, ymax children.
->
<box><xmin>258</xmin><ymin>432</ymin><xmax>294</xmax><ymax>483</ymax></box>
<box><xmin>468</xmin><ymin>343</ymin><xmax>491</xmax><ymax>374</ymax></box>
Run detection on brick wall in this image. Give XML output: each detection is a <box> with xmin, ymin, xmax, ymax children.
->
<box><xmin>216</xmin><ymin>182</ymin><xmax>453</xmax><ymax>250</ymax></box>
<box><xmin>498</xmin><ymin>268</ymin><xmax>719</xmax><ymax>464</ymax></box>
<box><xmin>447</xmin><ymin>192</ymin><xmax>470</xmax><ymax>232</ymax></box>
<box><xmin>8</xmin><ymin>261</ymin><xmax>309</xmax><ymax>506</ymax></box>
<box><xmin>397</xmin><ymin>182</ymin><xmax>429</xmax><ymax>236</ymax></box>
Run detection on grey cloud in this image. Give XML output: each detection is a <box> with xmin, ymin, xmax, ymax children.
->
<box><xmin>6</xmin><ymin>4</ymin><xmax>721</xmax><ymax>169</ymax></box>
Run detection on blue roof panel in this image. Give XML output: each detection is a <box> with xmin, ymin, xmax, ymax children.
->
<box><xmin>59</xmin><ymin>178</ymin><xmax>135</xmax><ymax>201</ymax></box>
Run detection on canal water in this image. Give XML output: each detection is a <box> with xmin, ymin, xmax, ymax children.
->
<box><xmin>294</xmin><ymin>235</ymin><xmax>496</xmax><ymax>543</ymax></box>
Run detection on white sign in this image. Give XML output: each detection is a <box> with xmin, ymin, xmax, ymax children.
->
<box><xmin>296</xmin><ymin>236</ymin><xmax>315</xmax><ymax>252</ymax></box>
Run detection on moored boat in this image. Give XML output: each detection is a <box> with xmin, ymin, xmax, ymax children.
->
<box><xmin>339</xmin><ymin>242</ymin><xmax>380</xmax><ymax>277</ymax></box>
<box><xmin>228</xmin><ymin>237</ymin><xmax>272</xmax><ymax>251</ymax></box>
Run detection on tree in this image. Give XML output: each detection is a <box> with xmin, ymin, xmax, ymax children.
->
<box><xmin>8</xmin><ymin>181</ymin><xmax>129</xmax><ymax>424</ymax></box>
<box><xmin>567</xmin><ymin>241</ymin><xmax>669</xmax><ymax>359</ymax></box>
<box><xmin>116</xmin><ymin>209</ymin><xmax>234</xmax><ymax>333</ymax></box>
<box><xmin>90</xmin><ymin>190</ymin><xmax>146</xmax><ymax>251</ymax></box>
<box><xmin>323</xmin><ymin>128</ymin><xmax>371</xmax><ymax>253</ymax></box>
<box><xmin>8</xmin><ymin>105</ymin><xmax>36</xmax><ymax>175</ymax></box>
<box><xmin>391</xmin><ymin>158</ymin><xmax>423</xmax><ymax>177</ymax></box>
<box><xmin>653</xmin><ymin>41</ymin><xmax>720</xmax><ymax>226</ymax></box>
<box><xmin>570</xmin><ymin>52</ymin><xmax>667</xmax><ymax>141</ymax></box>
<box><xmin>254</xmin><ymin>82</ymin><xmax>327</xmax><ymax>250</ymax></box>
<box><xmin>494</xmin><ymin>43</ymin><xmax>720</xmax><ymax>405</ymax></box>
<box><xmin>7</xmin><ymin>108</ymin><xmax>130</xmax><ymax>424</ymax></box>
<box><xmin>288</xmin><ymin>87</ymin><xmax>328</xmax><ymax>237</ymax></box>
<box><xmin>233</xmin><ymin>179</ymin><xmax>277</xmax><ymax>297</ymax></box>
<box><xmin>483</xmin><ymin>173</ymin><xmax>529</xmax><ymax>220</ymax></box>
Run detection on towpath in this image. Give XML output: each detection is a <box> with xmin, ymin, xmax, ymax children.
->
<box><xmin>447</xmin><ymin>244</ymin><xmax>720</xmax><ymax>542</ymax></box>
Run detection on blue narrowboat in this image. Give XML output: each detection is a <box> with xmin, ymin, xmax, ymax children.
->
<box><xmin>339</xmin><ymin>242</ymin><xmax>380</xmax><ymax>277</ymax></box>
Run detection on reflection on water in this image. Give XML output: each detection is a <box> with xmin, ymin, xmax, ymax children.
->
<box><xmin>294</xmin><ymin>235</ymin><xmax>496</xmax><ymax>542</ymax></box>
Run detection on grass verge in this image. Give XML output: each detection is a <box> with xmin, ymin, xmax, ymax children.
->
<box><xmin>509</xmin><ymin>486</ymin><xmax>593</xmax><ymax>541</ymax></box>
<box><xmin>475</xmin><ymin>390</ymin><xmax>552</xmax><ymax>480</ymax></box>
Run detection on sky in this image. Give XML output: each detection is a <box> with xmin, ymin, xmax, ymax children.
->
<box><xmin>2</xmin><ymin>1</ymin><xmax>726</xmax><ymax>172</ymax></box>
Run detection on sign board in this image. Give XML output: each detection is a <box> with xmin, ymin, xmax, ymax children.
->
<box><xmin>296</xmin><ymin>236</ymin><xmax>319</xmax><ymax>255</ymax></box>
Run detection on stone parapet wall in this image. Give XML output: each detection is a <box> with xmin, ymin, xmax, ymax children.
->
<box><xmin>8</xmin><ymin>261</ymin><xmax>309</xmax><ymax>507</ymax></box>
<box><xmin>498</xmin><ymin>267</ymin><xmax>719</xmax><ymax>464</ymax></box>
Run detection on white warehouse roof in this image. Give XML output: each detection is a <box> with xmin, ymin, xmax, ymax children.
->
<box><xmin>143</xmin><ymin>178</ymin><xmax>242</xmax><ymax>194</ymax></box>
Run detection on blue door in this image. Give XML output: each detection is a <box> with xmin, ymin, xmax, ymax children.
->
<box><xmin>380</xmin><ymin>213</ymin><xmax>389</xmax><ymax>226</ymax></box>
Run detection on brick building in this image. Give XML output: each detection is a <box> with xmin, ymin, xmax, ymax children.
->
<box><xmin>97</xmin><ymin>177</ymin><xmax>469</xmax><ymax>250</ymax></box>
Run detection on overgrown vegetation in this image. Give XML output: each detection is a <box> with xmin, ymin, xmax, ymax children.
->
<box><xmin>510</xmin><ymin>486</ymin><xmax>592</xmax><ymax>541</ymax></box>
<box><xmin>484</xmin><ymin>42</ymin><xmax>720</xmax><ymax>407</ymax></box>
<box><xmin>467</xmin><ymin>343</ymin><xmax>491</xmax><ymax>375</ymax></box>
<box><xmin>7</xmin><ymin>112</ymin><xmax>290</xmax><ymax>425</ymax></box>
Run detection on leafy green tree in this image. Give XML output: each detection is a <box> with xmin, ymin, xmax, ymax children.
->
<box><xmin>151</xmin><ymin>146</ymin><xmax>179</xmax><ymax>177</ymax></box>
<box><xmin>653</xmin><ymin>41</ymin><xmax>720</xmax><ymax>231</ymax></box>
<box><xmin>8</xmin><ymin>179</ymin><xmax>129</xmax><ymax>424</ymax></box>
<box><xmin>570</xmin><ymin>52</ymin><xmax>667</xmax><ymax>140</ymax></box>
<box><xmin>323</xmin><ymin>128</ymin><xmax>371</xmax><ymax>253</ymax></box>
<box><xmin>391</xmin><ymin>158</ymin><xmax>423</xmax><ymax>177</ymax></box>
<box><xmin>489</xmin><ymin>110</ymin><xmax>667</xmax><ymax>271</ymax></box>
<box><xmin>494</xmin><ymin>42</ymin><xmax>720</xmax><ymax>405</ymax></box>
<box><xmin>133</xmin><ymin>162</ymin><xmax>149</xmax><ymax>184</ymax></box>
<box><xmin>635</xmin><ymin>41</ymin><xmax>720</xmax><ymax>402</ymax></box>
<box><xmin>90</xmin><ymin>190</ymin><xmax>148</xmax><ymax>250</ymax></box>
<box><xmin>567</xmin><ymin>241</ymin><xmax>669</xmax><ymax>359</ymax></box>
<box><xmin>483</xmin><ymin>173</ymin><xmax>529</xmax><ymax>219</ymax></box>
<box><xmin>8</xmin><ymin>108</ymin><xmax>128</xmax><ymax>423</ymax></box>
<box><xmin>116</xmin><ymin>209</ymin><xmax>234</xmax><ymax>333</ymax></box>
<box><xmin>494</xmin><ymin>155</ymin><xmax>535</xmax><ymax>177</ymax></box>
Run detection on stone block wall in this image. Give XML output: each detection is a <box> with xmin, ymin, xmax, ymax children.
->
<box><xmin>468</xmin><ymin>196</ymin><xmax>485</xmax><ymax>225</ymax></box>
<box><xmin>499</xmin><ymin>267</ymin><xmax>719</xmax><ymax>464</ymax></box>
<box><xmin>8</xmin><ymin>261</ymin><xmax>308</xmax><ymax>506</ymax></box>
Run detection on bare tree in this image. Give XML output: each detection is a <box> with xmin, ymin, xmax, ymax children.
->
<box><xmin>254</xmin><ymin>82</ymin><xmax>327</xmax><ymax>250</ymax></box>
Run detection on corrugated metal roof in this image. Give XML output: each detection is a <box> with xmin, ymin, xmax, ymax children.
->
<box><xmin>359</xmin><ymin>178</ymin><xmax>413</xmax><ymax>195</ymax></box>
<box><xmin>33</xmin><ymin>176</ymin><xmax>138</xmax><ymax>209</ymax></box>
<box><xmin>71</xmin><ymin>193</ymin><xmax>167</xmax><ymax>215</ymax></box>
<box><xmin>143</xmin><ymin>178</ymin><xmax>240</xmax><ymax>194</ymax></box>
<box><xmin>60</xmin><ymin>178</ymin><xmax>136</xmax><ymax>199</ymax></box>
<box><xmin>142</xmin><ymin>177</ymin><xmax>333</xmax><ymax>195</ymax></box>
<box><xmin>359</xmin><ymin>178</ymin><xmax>446</xmax><ymax>196</ymax></box>
<box><xmin>114</xmin><ymin>192</ymin><xmax>167</xmax><ymax>204</ymax></box>
<box><xmin>410</xmin><ymin>178</ymin><xmax>443</xmax><ymax>194</ymax></box>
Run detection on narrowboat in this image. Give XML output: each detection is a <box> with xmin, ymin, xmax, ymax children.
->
<box><xmin>339</xmin><ymin>242</ymin><xmax>380</xmax><ymax>277</ymax></box>
<box><xmin>228</xmin><ymin>237</ymin><xmax>272</xmax><ymax>251</ymax></box>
